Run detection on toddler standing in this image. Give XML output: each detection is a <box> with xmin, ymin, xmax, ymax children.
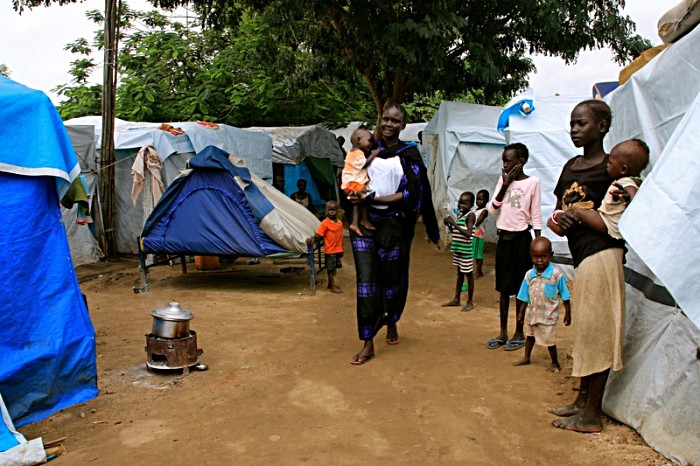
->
<box><xmin>512</xmin><ymin>237</ymin><xmax>571</xmax><ymax>372</ymax></box>
<box><xmin>442</xmin><ymin>191</ymin><xmax>476</xmax><ymax>312</ymax></box>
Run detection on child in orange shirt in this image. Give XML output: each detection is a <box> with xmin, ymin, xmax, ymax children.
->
<box><xmin>341</xmin><ymin>128</ymin><xmax>379</xmax><ymax>236</ymax></box>
<box><xmin>307</xmin><ymin>200</ymin><xmax>345</xmax><ymax>293</ymax></box>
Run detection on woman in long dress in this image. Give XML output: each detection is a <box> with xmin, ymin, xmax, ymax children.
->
<box><xmin>349</xmin><ymin>102</ymin><xmax>440</xmax><ymax>365</ymax></box>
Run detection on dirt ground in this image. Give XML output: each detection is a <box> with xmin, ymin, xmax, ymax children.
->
<box><xmin>21</xmin><ymin>231</ymin><xmax>668</xmax><ymax>465</ymax></box>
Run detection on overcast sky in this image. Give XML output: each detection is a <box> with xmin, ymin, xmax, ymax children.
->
<box><xmin>1</xmin><ymin>0</ymin><xmax>670</xmax><ymax>105</ymax></box>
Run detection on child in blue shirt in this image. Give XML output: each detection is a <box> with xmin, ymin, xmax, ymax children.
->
<box><xmin>512</xmin><ymin>237</ymin><xmax>571</xmax><ymax>372</ymax></box>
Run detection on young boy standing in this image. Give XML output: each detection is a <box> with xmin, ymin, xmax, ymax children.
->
<box><xmin>512</xmin><ymin>237</ymin><xmax>571</xmax><ymax>372</ymax></box>
<box><xmin>307</xmin><ymin>200</ymin><xmax>345</xmax><ymax>293</ymax></box>
<box><xmin>442</xmin><ymin>191</ymin><xmax>477</xmax><ymax>312</ymax></box>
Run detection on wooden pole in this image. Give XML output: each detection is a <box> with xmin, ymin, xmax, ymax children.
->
<box><xmin>99</xmin><ymin>0</ymin><xmax>119</xmax><ymax>255</ymax></box>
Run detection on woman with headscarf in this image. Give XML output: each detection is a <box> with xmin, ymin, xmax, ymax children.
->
<box><xmin>349</xmin><ymin>102</ymin><xmax>440</xmax><ymax>365</ymax></box>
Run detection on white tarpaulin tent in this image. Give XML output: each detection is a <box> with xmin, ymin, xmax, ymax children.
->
<box><xmin>423</xmin><ymin>102</ymin><xmax>505</xmax><ymax>244</ymax></box>
<box><xmin>601</xmin><ymin>23</ymin><xmax>700</xmax><ymax>465</ymax></box>
<box><xmin>499</xmin><ymin>24</ymin><xmax>700</xmax><ymax>464</ymax></box>
<box><xmin>501</xmin><ymin>93</ymin><xmax>589</xmax><ymax>255</ymax></box>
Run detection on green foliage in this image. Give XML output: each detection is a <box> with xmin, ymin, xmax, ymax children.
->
<box><xmin>50</xmin><ymin>0</ymin><xmax>652</xmax><ymax>124</ymax></box>
<box><xmin>404</xmin><ymin>90</ymin><xmax>509</xmax><ymax>123</ymax></box>
<box><xmin>150</xmin><ymin>0</ymin><xmax>651</xmax><ymax>116</ymax></box>
<box><xmin>54</xmin><ymin>5</ymin><xmax>375</xmax><ymax>125</ymax></box>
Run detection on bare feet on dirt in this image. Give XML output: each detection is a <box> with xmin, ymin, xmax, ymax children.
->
<box><xmin>547</xmin><ymin>363</ymin><xmax>562</xmax><ymax>373</ymax></box>
<box><xmin>552</xmin><ymin>414</ymin><xmax>603</xmax><ymax>433</ymax></box>
<box><xmin>548</xmin><ymin>404</ymin><xmax>580</xmax><ymax>417</ymax></box>
<box><xmin>441</xmin><ymin>299</ymin><xmax>460</xmax><ymax>307</ymax></box>
<box><xmin>512</xmin><ymin>358</ymin><xmax>530</xmax><ymax>367</ymax></box>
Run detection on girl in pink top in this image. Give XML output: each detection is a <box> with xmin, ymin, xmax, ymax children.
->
<box><xmin>486</xmin><ymin>143</ymin><xmax>542</xmax><ymax>351</ymax></box>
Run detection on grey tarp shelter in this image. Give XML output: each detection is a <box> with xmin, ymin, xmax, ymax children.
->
<box><xmin>422</xmin><ymin>102</ymin><xmax>505</xmax><ymax>246</ymax></box>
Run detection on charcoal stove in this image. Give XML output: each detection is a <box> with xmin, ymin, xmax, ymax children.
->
<box><xmin>145</xmin><ymin>331</ymin><xmax>207</xmax><ymax>373</ymax></box>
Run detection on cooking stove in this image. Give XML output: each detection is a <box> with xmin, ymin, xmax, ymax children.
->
<box><xmin>145</xmin><ymin>331</ymin><xmax>207</xmax><ymax>374</ymax></box>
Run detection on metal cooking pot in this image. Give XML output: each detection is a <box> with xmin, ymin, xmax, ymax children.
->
<box><xmin>151</xmin><ymin>301</ymin><xmax>194</xmax><ymax>339</ymax></box>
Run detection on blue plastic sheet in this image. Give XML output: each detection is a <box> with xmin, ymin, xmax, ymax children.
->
<box><xmin>0</xmin><ymin>173</ymin><xmax>97</xmax><ymax>427</ymax></box>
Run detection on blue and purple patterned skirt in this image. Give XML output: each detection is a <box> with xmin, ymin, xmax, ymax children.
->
<box><xmin>350</xmin><ymin>208</ymin><xmax>416</xmax><ymax>340</ymax></box>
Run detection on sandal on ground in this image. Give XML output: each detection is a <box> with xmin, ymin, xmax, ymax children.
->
<box><xmin>386</xmin><ymin>338</ymin><xmax>400</xmax><ymax>345</ymax></box>
<box><xmin>350</xmin><ymin>353</ymin><xmax>374</xmax><ymax>365</ymax></box>
<box><xmin>503</xmin><ymin>339</ymin><xmax>525</xmax><ymax>351</ymax></box>
<box><xmin>487</xmin><ymin>338</ymin><xmax>506</xmax><ymax>349</ymax></box>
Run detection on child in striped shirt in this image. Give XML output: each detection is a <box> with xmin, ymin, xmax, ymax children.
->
<box><xmin>442</xmin><ymin>191</ymin><xmax>476</xmax><ymax>312</ymax></box>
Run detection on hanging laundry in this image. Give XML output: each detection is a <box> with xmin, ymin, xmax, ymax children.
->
<box><xmin>131</xmin><ymin>145</ymin><xmax>164</xmax><ymax>211</ymax></box>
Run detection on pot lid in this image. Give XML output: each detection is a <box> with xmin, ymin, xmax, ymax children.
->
<box><xmin>151</xmin><ymin>301</ymin><xmax>193</xmax><ymax>321</ymax></box>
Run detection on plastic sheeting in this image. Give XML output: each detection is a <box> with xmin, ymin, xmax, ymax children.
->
<box><xmin>423</xmin><ymin>102</ymin><xmax>505</xmax><ymax>244</ymax></box>
<box><xmin>0</xmin><ymin>173</ymin><xmax>97</xmax><ymax>427</ymax></box>
<box><xmin>64</xmin><ymin>118</ymin><xmax>274</xmax><ymax>178</ymax></box>
<box><xmin>605</xmin><ymin>252</ymin><xmax>700</xmax><ymax>465</ymax></box>
<box><xmin>0</xmin><ymin>77</ymin><xmax>80</xmax><ymax>198</ymax></box>
<box><xmin>247</xmin><ymin>125</ymin><xmax>344</xmax><ymax>168</ymax></box>
<box><xmin>0</xmin><ymin>394</ymin><xmax>45</xmax><ymax>465</ymax></box>
<box><xmin>0</xmin><ymin>78</ymin><xmax>97</xmax><ymax>428</ymax></box>
<box><xmin>607</xmin><ymin>23</ymin><xmax>700</xmax><ymax>329</ymax></box>
<box><xmin>603</xmin><ymin>25</ymin><xmax>699</xmax><ymax>464</ymax></box>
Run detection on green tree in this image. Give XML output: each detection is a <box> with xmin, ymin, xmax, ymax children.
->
<box><xmin>149</xmin><ymin>0</ymin><xmax>651</xmax><ymax>118</ymax></box>
<box><xmin>54</xmin><ymin>6</ymin><xmax>375</xmax><ymax>125</ymax></box>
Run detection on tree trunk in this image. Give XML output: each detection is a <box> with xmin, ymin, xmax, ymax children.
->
<box><xmin>99</xmin><ymin>0</ymin><xmax>119</xmax><ymax>256</ymax></box>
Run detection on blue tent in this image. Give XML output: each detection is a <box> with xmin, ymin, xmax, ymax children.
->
<box><xmin>142</xmin><ymin>146</ymin><xmax>302</xmax><ymax>257</ymax></box>
<box><xmin>0</xmin><ymin>77</ymin><xmax>97</xmax><ymax>429</ymax></box>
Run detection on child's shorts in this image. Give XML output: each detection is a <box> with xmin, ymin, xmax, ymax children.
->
<box><xmin>473</xmin><ymin>237</ymin><xmax>485</xmax><ymax>260</ymax></box>
<box><xmin>525</xmin><ymin>322</ymin><xmax>556</xmax><ymax>347</ymax></box>
<box><xmin>325</xmin><ymin>253</ymin><xmax>343</xmax><ymax>272</ymax></box>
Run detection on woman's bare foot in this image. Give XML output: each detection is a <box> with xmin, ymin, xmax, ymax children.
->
<box><xmin>552</xmin><ymin>414</ymin><xmax>603</xmax><ymax>433</ymax></box>
<box><xmin>442</xmin><ymin>299</ymin><xmax>460</xmax><ymax>307</ymax></box>
<box><xmin>461</xmin><ymin>302</ymin><xmax>474</xmax><ymax>312</ymax></box>
<box><xmin>548</xmin><ymin>404</ymin><xmax>580</xmax><ymax>417</ymax></box>
<box><xmin>360</xmin><ymin>219</ymin><xmax>376</xmax><ymax>231</ymax></box>
<box><xmin>349</xmin><ymin>224</ymin><xmax>363</xmax><ymax>237</ymax></box>
<box><xmin>512</xmin><ymin>357</ymin><xmax>530</xmax><ymax>366</ymax></box>
<box><xmin>330</xmin><ymin>286</ymin><xmax>342</xmax><ymax>293</ymax></box>
<box><xmin>547</xmin><ymin>363</ymin><xmax>561</xmax><ymax>373</ymax></box>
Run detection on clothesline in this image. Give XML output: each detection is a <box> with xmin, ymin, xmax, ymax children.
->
<box><xmin>94</xmin><ymin>153</ymin><xmax>137</xmax><ymax>173</ymax></box>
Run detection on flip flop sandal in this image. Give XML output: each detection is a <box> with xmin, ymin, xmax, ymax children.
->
<box><xmin>503</xmin><ymin>339</ymin><xmax>525</xmax><ymax>351</ymax></box>
<box><xmin>350</xmin><ymin>353</ymin><xmax>374</xmax><ymax>365</ymax></box>
<box><xmin>386</xmin><ymin>338</ymin><xmax>400</xmax><ymax>345</ymax></box>
<box><xmin>487</xmin><ymin>338</ymin><xmax>506</xmax><ymax>349</ymax></box>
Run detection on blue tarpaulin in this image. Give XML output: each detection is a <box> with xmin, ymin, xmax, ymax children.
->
<box><xmin>0</xmin><ymin>77</ymin><xmax>97</xmax><ymax>427</ymax></box>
